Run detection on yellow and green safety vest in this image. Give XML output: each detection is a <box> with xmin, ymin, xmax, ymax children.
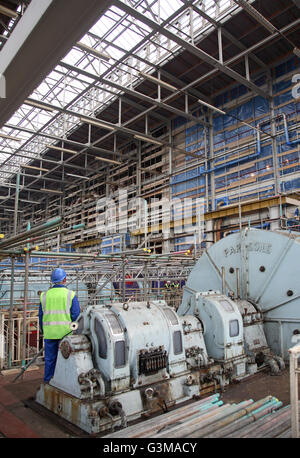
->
<box><xmin>40</xmin><ymin>287</ymin><xmax>75</xmax><ymax>339</ymax></box>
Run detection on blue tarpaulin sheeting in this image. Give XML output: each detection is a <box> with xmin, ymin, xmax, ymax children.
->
<box><xmin>170</xmin><ymin>54</ymin><xmax>300</xmax><ymax>211</ymax></box>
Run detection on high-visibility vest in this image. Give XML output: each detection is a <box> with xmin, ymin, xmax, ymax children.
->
<box><xmin>40</xmin><ymin>287</ymin><xmax>75</xmax><ymax>339</ymax></box>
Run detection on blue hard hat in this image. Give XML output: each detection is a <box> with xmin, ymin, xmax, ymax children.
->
<box><xmin>51</xmin><ymin>268</ymin><xmax>67</xmax><ymax>283</ymax></box>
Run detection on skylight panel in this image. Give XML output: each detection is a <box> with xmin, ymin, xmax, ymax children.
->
<box><xmin>56</xmin><ymin>65</ymin><xmax>95</xmax><ymax>85</ymax></box>
<box><xmin>90</xmin><ymin>10</ymin><xmax>121</xmax><ymax>37</ymax></box>
<box><xmin>102</xmin><ymin>45</ymin><xmax>124</xmax><ymax>61</ymax></box>
<box><xmin>62</xmin><ymin>48</ymin><xmax>83</xmax><ymax>66</ymax></box>
<box><xmin>0</xmin><ymin>0</ymin><xmax>244</xmax><ymax>179</ymax></box>
<box><xmin>220</xmin><ymin>0</ymin><xmax>231</xmax><ymax>10</ymax></box>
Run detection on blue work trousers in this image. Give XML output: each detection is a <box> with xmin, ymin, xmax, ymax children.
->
<box><xmin>44</xmin><ymin>339</ymin><xmax>60</xmax><ymax>382</ymax></box>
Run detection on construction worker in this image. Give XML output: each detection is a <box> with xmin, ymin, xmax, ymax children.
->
<box><xmin>38</xmin><ymin>268</ymin><xmax>80</xmax><ymax>383</ymax></box>
<box><xmin>171</xmin><ymin>281</ymin><xmax>180</xmax><ymax>289</ymax></box>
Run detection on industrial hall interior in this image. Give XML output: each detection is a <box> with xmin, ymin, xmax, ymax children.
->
<box><xmin>0</xmin><ymin>0</ymin><xmax>300</xmax><ymax>441</ymax></box>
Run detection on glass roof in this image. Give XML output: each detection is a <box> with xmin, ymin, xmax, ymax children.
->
<box><xmin>0</xmin><ymin>0</ymin><xmax>235</xmax><ymax>184</ymax></box>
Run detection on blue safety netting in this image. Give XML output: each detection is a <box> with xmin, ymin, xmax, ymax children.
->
<box><xmin>170</xmin><ymin>54</ymin><xmax>300</xmax><ymax>212</ymax></box>
<box><xmin>101</xmin><ymin>233</ymin><xmax>130</xmax><ymax>254</ymax></box>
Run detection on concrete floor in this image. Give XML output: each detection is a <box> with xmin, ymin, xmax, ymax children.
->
<box><xmin>0</xmin><ymin>364</ymin><xmax>295</xmax><ymax>438</ymax></box>
<box><xmin>0</xmin><ymin>366</ymin><xmax>70</xmax><ymax>438</ymax></box>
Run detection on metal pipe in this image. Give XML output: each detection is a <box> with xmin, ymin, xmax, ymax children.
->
<box><xmin>208</xmin><ymin>399</ymin><xmax>282</xmax><ymax>438</ymax></box>
<box><xmin>17</xmin><ymin>250</ymin><xmax>187</xmax><ymax>262</ymax></box>
<box><xmin>76</xmin><ymin>269</ymin><xmax>79</xmax><ymax>297</ymax></box>
<box><xmin>81</xmin><ymin>377</ymin><xmax>94</xmax><ymax>400</ymax></box>
<box><xmin>3</xmin><ymin>223</ymin><xmax>86</xmax><ymax>250</ymax></box>
<box><xmin>13</xmin><ymin>346</ymin><xmax>44</xmax><ymax>383</ymax></box>
<box><xmin>130</xmin><ymin>395</ymin><xmax>221</xmax><ymax>438</ymax></box>
<box><xmin>186</xmin><ymin>401</ymin><xmax>254</xmax><ymax>438</ymax></box>
<box><xmin>282</xmin><ymin>113</ymin><xmax>300</xmax><ymax>147</ymax></box>
<box><xmin>0</xmin><ymin>217</ymin><xmax>62</xmax><ymax>250</ymax></box>
<box><xmin>7</xmin><ymin>256</ymin><xmax>15</xmax><ymax>368</ymax></box>
<box><xmin>155</xmin><ymin>401</ymin><xmax>252</xmax><ymax>438</ymax></box>
<box><xmin>94</xmin><ymin>372</ymin><xmax>105</xmax><ymax>397</ymax></box>
<box><xmin>89</xmin><ymin>263</ymin><xmax>125</xmax><ymax>302</ymax></box>
<box><xmin>195</xmin><ymin>396</ymin><xmax>273</xmax><ymax>438</ymax></box>
<box><xmin>0</xmin><ymin>4</ymin><xmax>18</xmax><ymax>18</ymax></box>
<box><xmin>227</xmin><ymin>405</ymin><xmax>291</xmax><ymax>438</ymax></box>
<box><xmin>198</xmin><ymin>131</ymin><xmax>262</xmax><ymax>177</ymax></box>
<box><xmin>257</xmin><ymin>417</ymin><xmax>291</xmax><ymax>438</ymax></box>
<box><xmin>151</xmin><ymin>404</ymin><xmax>224</xmax><ymax>435</ymax></box>
<box><xmin>242</xmin><ymin>408</ymin><xmax>291</xmax><ymax>438</ymax></box>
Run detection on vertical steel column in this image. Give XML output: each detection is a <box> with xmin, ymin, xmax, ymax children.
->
<box><xmin>189</xmin><ymin>6</ymin><xmax>194</xmax><ymax>44</ymax></box>
<box><xmin>185</xmin><ymin>93</ymin><xmax>189</xmax><ymax>113</ymax></box>
<box><xmin>144</xmin><ymin>197</ymin><xmax>148</xmax><ymax>250</ymax></box>
<box><xmin>143</xmin><ymin>261</ymin><xmax>149</xmax><ymax>301</ymax></box>
<box><xmin>218</xmin><ymin>27</ymin><xmax>223</xmax><ymax>63</ymax></box>
<box><xmin>8</xmin><ymin>255</ymin><xmax>15</xmax><ymax>368</ymax></box>
<box><xmin>76</xmin><ymin>268</ymin><xmax>79</xmax><ymax>297</ymax></box>
<box><xmin>157</xmin><ymin>71</ymin><xmax>161</xmax><ymax>101</ymax></box>
<box><xmin>204</xmin><ymin>124</ymin><xmax>209</xmax><ymax>213</ymax></box>
<box><xmin>22</xmin><ymin>250</ymin><xmax>29</xmax><ymax>369</ymax></box>
<box><xmin>240</xmin><ymin>229</ymin><xmax>249</xmax><ymax>299</ymax></box>
<box><xmin>245</xmin><ymin>54</ymin><xmax>250</xmax><ymax>81</ymax></box>
<box><xmin>22</xmin><ymin>222</ymin><xmax>30</xmax><ymax>369</ymax></box>
<box><xmin>137</xmin><ymin>141</ymin><xmax>142</xmax><ymax>196</ymax></box>
<box><xmin>164</xmin><ymin>120</ymin><xmax>173</xmax><ymax>254</ymax></box>
<box><xmin>168</xmin><ymin>120</ymin><xmax>172</xmax><ymax>177</ymax></box>
<box><xmin>122</xmin><ymin>257</ymin><xmax>126</xmax><ymax>302</ymax></box>
<box><xmin>239</xmin><ymin>202</ymin><xmax>242</xmax><ymax>231</ymax></box>
<box><xmin>118</xmin><ymin>98</ymin><xmax>122</xmax><ymax>126</ymax></box>
<box><xmin>9</xmin><ymin>173</ymin><xmax>20</xmax><ymax>368</ymax></box>
<box><xmin>209</xmin><ymin>112</ymin><xmax>215</xmax><ymax>211</ymax></box>
<box><xmin>269</xmin><ymin>76</ymin><xmax>280</xmax><ymax>195</ymax></box>
<box><xmin>157</xmin><ymin>268</ymin><xmax>160</xmax><ymax>297</ymax></box>
<box><xmin>13</xmin><ymin>172</ymin><xmax>20</xmax><ymax>235</ymax></box>
<box><xmin>136</xmin><ymin>140</ymin><xmax>142</xmax><ymax>249</ymax></box>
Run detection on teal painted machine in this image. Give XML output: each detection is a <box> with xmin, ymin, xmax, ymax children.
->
<box><xmin>178</xmin><ymin>228</ymin><xmax>297</xmax><ymax>374</ymax></box>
